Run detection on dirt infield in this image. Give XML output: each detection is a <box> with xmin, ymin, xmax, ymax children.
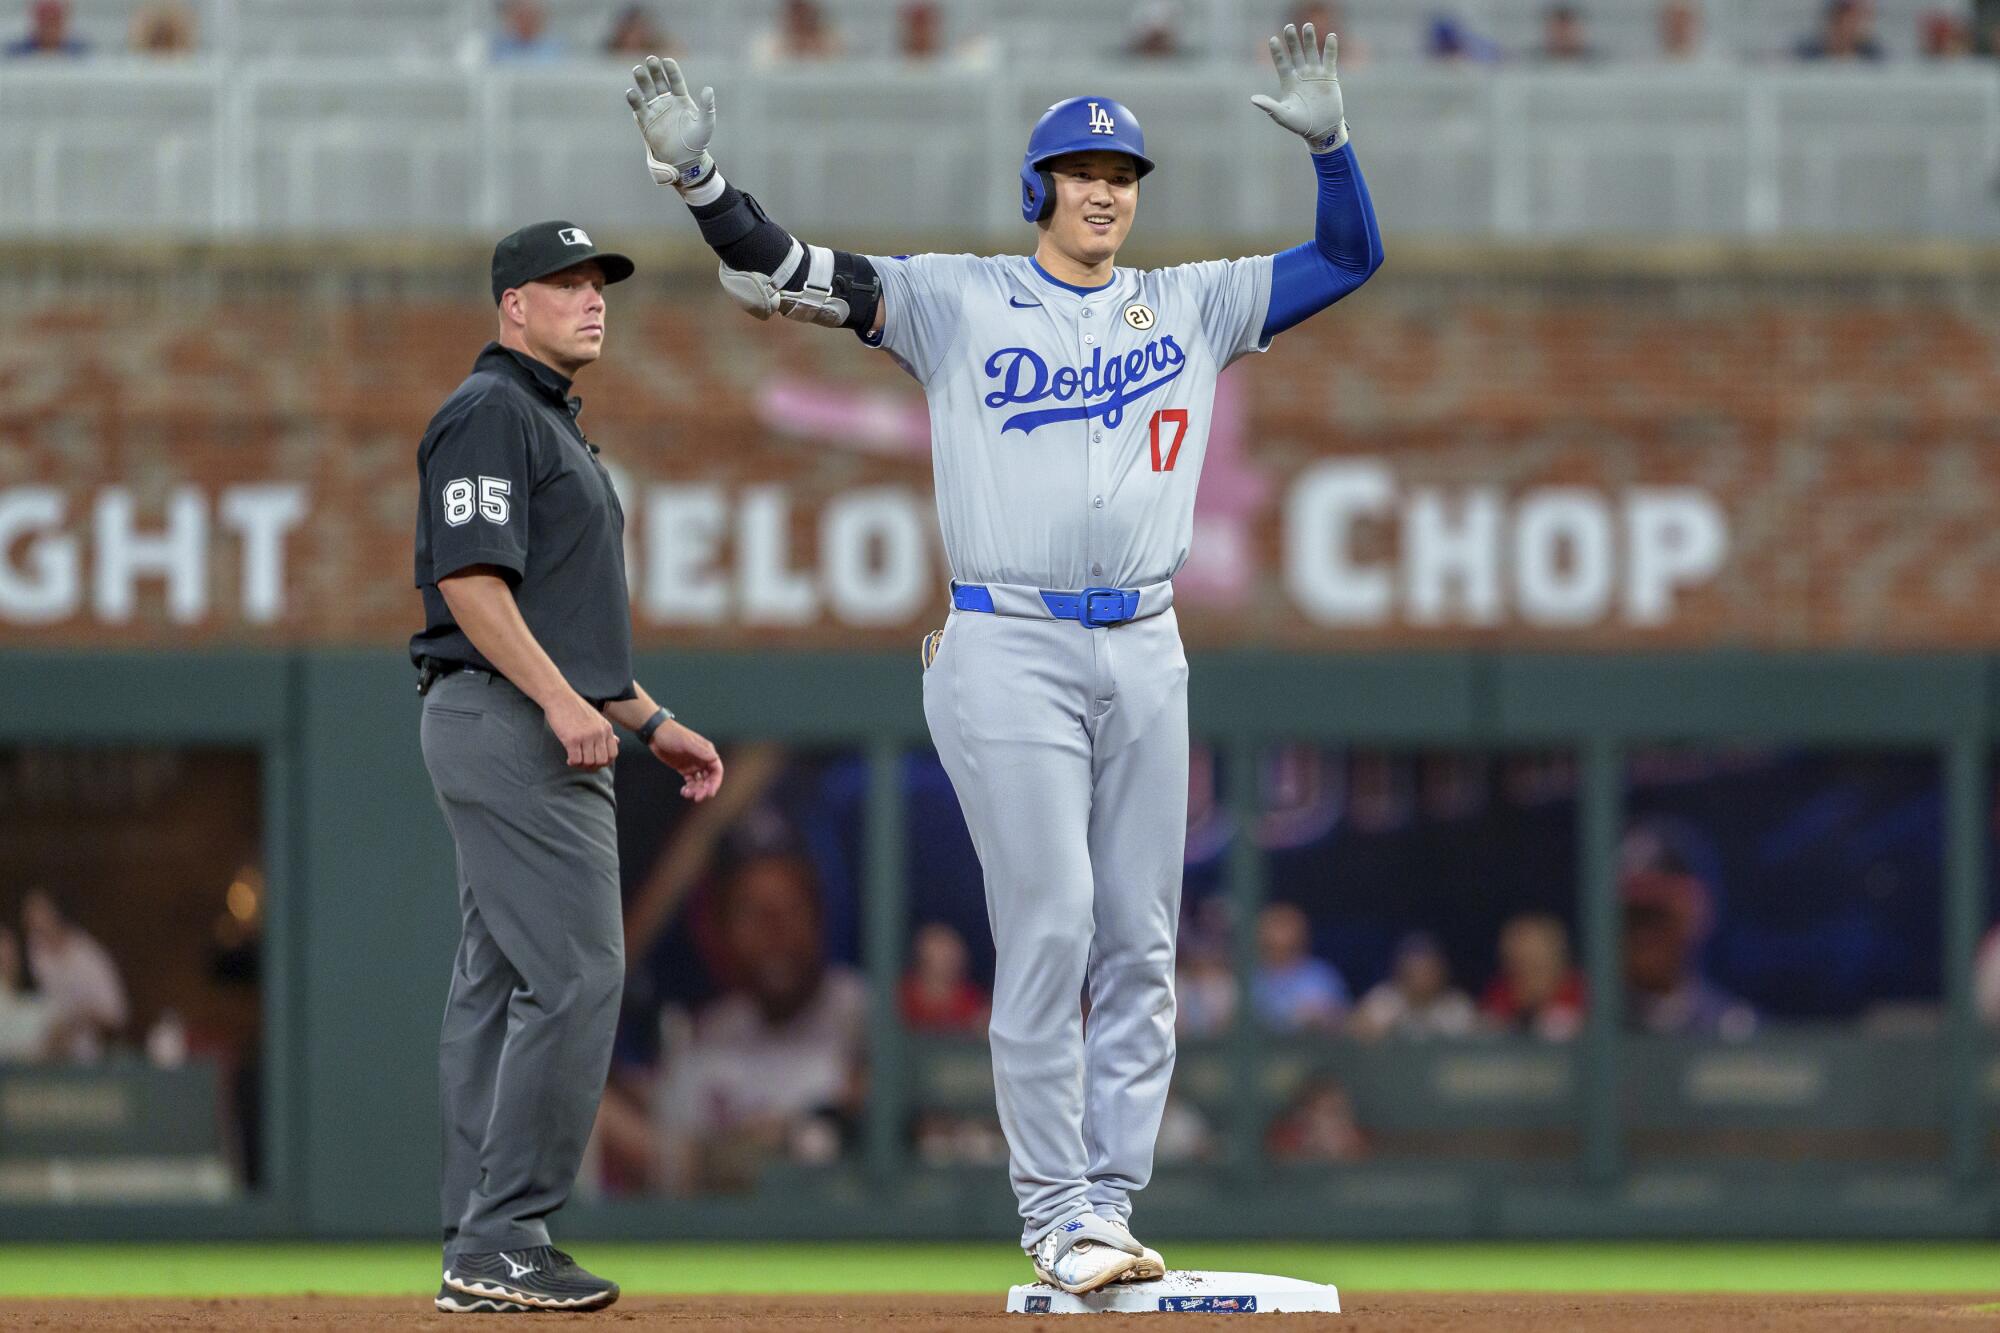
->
<box><xmin>4</xmin><ymin>1294</ymin><xmax>1998</xmax><ymax>1330</ymax></box>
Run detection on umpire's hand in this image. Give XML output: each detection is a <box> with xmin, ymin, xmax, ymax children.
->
<box><xmin>647</xmin><ymin>719</ymin><xmax>724</xmax><ymax>802</ymax></box>
<box><xmin>546</xmin><ymin>692</ymin><xmax>620</xmax><ymax>770</ymax></box>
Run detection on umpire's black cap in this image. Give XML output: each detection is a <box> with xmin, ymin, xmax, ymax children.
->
<box><xmin>491</xmin><ymin>220</ymin><xmax>636</xmax><ymax>303</ymax></box>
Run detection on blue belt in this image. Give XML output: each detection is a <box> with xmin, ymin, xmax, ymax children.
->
<box><xmin>952</xmin><ymin>583</ymin><xmax>1142</xmax><ymax>629</ymax></box>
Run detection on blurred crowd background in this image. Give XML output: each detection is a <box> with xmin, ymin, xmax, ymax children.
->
<box><xmin>6</xmin><ymin>0</ymin><xmax>2000</xmax><ymax>67</ymax></box>
<box><xmin>560</xmin><ymin>743</ymin><xmax>1963</xmax><ymax>1194</ymax></box>
<box><xmin>2</xmin><ymin>733</ymin><xmax>1987</xmax><ymax>1200</ymax></box>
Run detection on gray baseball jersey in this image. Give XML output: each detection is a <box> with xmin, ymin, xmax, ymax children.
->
<box><xmin>871</xmin><ymin>251</ymin><xmax>1273</xmax><ymax>1251</ymax></box>
<box><xmin>868</xmin><ymin>252</ymin><xmax>1274</xmax><ymax>593</ymax></box>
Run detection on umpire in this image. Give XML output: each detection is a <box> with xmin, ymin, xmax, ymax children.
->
<box><xmin>412</xmin><ymin>220</ymin><xmax>724</xmax><ymax>1315</ymax></box>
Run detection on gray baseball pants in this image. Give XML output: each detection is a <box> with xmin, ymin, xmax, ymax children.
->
<box><xmin>419</xmin><ymin>668</ymin><xmax>624</xmax><ymax>1257</ymax></box>
<box><xmin>922</xmin><ymin>605</ymin><xmax>1189</xmax><ymax>1250</ymax></box>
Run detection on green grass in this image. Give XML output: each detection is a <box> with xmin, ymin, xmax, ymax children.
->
<box><xmin>0</xmin><ymin>1242</ymin><xmax>1998</xmax><ymax>1298</ymax></box>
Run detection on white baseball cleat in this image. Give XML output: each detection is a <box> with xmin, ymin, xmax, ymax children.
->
<box><xmin>1027</xmin><ymin>1213</ymin><xmax>1144</xmax><ymax>1294</ymax></box>
<box><xmin>1098</xmin><ymin>1216</ymin><xmax>1166</xmax><ymax>1282</ymax></box>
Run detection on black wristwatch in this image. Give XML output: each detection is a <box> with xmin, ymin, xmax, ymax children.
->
<box><xmin>636</xmin><ymin>706</ymin><xmax>674</xmax><ymax>745</ymax></box>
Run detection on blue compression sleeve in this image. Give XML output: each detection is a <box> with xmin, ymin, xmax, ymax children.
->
<box><xmin>1260</xmin><ymin>142</ymin><xmax>1384</xmax><ymax>342</ymax></box>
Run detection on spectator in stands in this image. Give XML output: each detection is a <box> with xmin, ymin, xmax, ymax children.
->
<box><xmin>20</xmin><ymin>888</ymin><xmax>127</xmax><ymax>1062</ymax></box>
<box><xmin>899</xmin><ymin>921</ymin><xmax>988</xmax><ymax>1033</ymax></box>
<box><xmin>129</xmin><ymin>1</ymin><xmax>194</xmax><ymax>54</ymax></box>
<box><xmin>652</xmin><ymin>851</ymin><xmax>866</xmax><ymax>1193</ymax></box>
<box><xmin>1252</xmin><ymin>902</ymin><xmax>1350</xmax><ymax>1032</ymax></box>
<box><xmin>492</xmin><ymin>0</ymin><xmax>562</xmax><ymax>63</ymax></box>
<box><xmin>1659</xmin><ymin>0</ymin><xmax>1697</xmax><ymax>56</ymax></box>
<box><xmin>899</xmin><ymin>1</ymin><xmax>942</xmax><ymax>58</ymax></box>
<box><xmin>1658</xmin><ymin>0</ymin><xmax>1721</xmax><ymax>62</ymax></box>
<box><xmin>1974</xmin><ymin>923</ymin><xmax>2000</xmax><ymax>1026</ymax></box>
<box><xmin>1978</xmin><ymin>0</ymin><xmax>2000</xmax><ymax>55</ymax></box>
<box><xmin>1265</xmin><ymin>1075</ymin><xmax>1369</xmax><ymax>1162</ymax></box>
<box><xmin>1125</xmin><ymin>0</ymin><xmax>1184</xmax><ymax>59</ymax></box>
<box><xmin>1426</xmin><ymin>11</ymin><xmax>1502</xmax><ymax>63</ymax></box>
<box><xmin>891</xmin><ymin>1</ymin><xmax>995</xmax><ymax>66</ymax></box>
<box><xmin>1480</xmin><ymin>913</ymin><xmax>1585</xmax><ymax>1040</ymax></box>
<box><xmin>1154</xmin><ymin>1093</ymin><xmax>1217</xmax><ymax>1164</ymax></box>
<box><xmin>1350</xmin><ymin>932</ymin><xmax>1477</xmax><ymax>1040</ymax></box>
<box><xmin>1537</xmin><ymin>3</ymin><xmax>1597</xmax><ymax>60</ymax></box>
<box><xmin>1622</xmin><ymin>868</ymin><xmax>1756</xmax><ymax>1040</ymax></box>
<box><xmin>1796</xmin><ymin>0</ymin><xmax>1885</xmax><ymax>60</ymax></box>
<box><xmin>913</xmin><ymin>1108</ymin><xmax>1009</xmax><ymax>1166</ymax></box>
<box><xmin>751</xmin><ymin>0</ymin><xmax>845</xmax><ymax>64</ymax></box>
<box><xmin>1919</xmin><ymin>9</ymin><xmax>1974</xmax><ymax>56</ymax></box>
<box><xmin>605</xmin><ymin>5</ymin><xmax>672</xmax><ymax>59</ymax></box>
<box><xmin>1288</xmin><ymin>4</ymin><xmax>1365</xmax><ymax>68</ymax></box>
<box><xmin>4</xmin><ymin>0</ymin><xmax>85</xmax><ymax>57</ymax></box>
<box><xmin>1174</xmin><ymin>926</ymin><xmax>1238</xmax><ymax>1038</ymax></box>
<box><xmin>0</xmin><ymin>926</ymin><xmax>60</xmax><ymax>1063</ymax></box>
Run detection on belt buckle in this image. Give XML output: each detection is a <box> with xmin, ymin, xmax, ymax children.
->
<box><xmin>1078</xmin><ymin>587</ymin><xmax>1130</xmax><ymax>629</ymax></box>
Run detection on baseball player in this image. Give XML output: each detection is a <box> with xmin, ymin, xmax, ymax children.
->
<box><xmin>626</xmin><ymin>24</ymin><xmax>1381</xmax><ymax>1293</ymax></box>
<box><xmin>412</xmin><ymin>221</ymin><xmax>725</xmax><ymax>1313</ymax></box>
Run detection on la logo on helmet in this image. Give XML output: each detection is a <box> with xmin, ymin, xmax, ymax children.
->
<box><xmin>1086</xmin><ymin>103</ymin><xmax>1115</xmax><ymax>135</ymax></box>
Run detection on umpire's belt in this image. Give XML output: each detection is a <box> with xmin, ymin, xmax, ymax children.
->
<box><xmin>950</xmin><ymin>579</ymin><xmax>1172</xmax><ymax>628</ymax></box>
<box><xmin>416</xmin><ymin>656</ymin><xmax>496</xmax><ymax>695</ymax></box>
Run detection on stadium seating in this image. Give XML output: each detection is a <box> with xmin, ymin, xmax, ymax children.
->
<box><xmin>1</xmin><ymin>58</ymin><xmax>1994</xmax><ymax>239</ymax></box>
<box><xmin>22</xmin><ymin>0</ymin><xmax>1988</xmax><ymax>71</ymax></box>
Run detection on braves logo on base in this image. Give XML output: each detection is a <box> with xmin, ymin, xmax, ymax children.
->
<box><xmin>1160</xmin><ymin>1294</ymin><xmax>1258</xmax><ymax>1312</ymax></box>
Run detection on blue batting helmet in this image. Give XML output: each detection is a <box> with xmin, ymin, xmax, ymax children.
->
<box><xmin>1019</xmin><ymin>95</ymin><xmax>1156</xmax><ymax>224</ymax></box>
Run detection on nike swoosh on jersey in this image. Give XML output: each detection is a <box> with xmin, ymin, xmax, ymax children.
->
<box><xmin>1008</xmin><ymin>296</ymin><xmax>1041</xmax><ymax>308</ymax></box>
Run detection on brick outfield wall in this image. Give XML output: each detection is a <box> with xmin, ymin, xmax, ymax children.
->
<box><xmin>1</xmin><ymin>247</ymin><xmax>1998</xmax><ymax>650</ymax></box>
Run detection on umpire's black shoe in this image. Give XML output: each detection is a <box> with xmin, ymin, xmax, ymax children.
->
<box><xmin>434</xmin><ymin>1281</ymin><xmax>530</xmax><ymax>1314</ymax></box>
<box><xmin>443</xmin><ymin>1247</ymin><xmax>620</xmax><ymax>1312</ymax></box>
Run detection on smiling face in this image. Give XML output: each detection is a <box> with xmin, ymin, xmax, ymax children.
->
<box><xmin>500</xmin><ymin>259</ymin><xmax>606</xmax><ymax>376</ymax></box>
<box><xmin>1039</xmin><ymin>150</ymin><xmax>1140</xmax><ymax>269</ymax></box>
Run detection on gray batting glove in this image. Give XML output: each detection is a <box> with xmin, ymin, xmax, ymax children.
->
<box><xmin>1251</xmin><ymin>23</ymin><xmax>1348</xmax><ymax>153</ymax></box>
<box><xmin>626</xmin><ymin>55</ymin><xmax>717</xmax><ymax>190</ymax></box>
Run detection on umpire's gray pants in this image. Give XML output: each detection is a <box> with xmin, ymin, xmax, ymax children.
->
<box><xmin>420</xmin><ymin>669</ymin><xmax>624</xmax><ymax>1257</ymax></box>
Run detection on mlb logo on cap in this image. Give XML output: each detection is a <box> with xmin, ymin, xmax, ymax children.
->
<box><xmin>489</xmin><ymin>220</ymin><xmax>635</xmax><ymax>302</ymax></box>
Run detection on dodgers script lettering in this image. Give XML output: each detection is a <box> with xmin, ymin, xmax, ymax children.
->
<box><xmin>981</xmin><ymin>336</ymin><xmax>1188</xmax><ymax>435</ymax></box>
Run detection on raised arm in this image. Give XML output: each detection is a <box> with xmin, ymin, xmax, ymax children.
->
<box><xmin>626</xmin><ymin>57</ymin><xmax>886</xmax><ymax>337</ymax></box>
<box><xmin>1250</xmin><ymin>25</ymin><xmax>1384</xmax><ymax>340</ymax></box>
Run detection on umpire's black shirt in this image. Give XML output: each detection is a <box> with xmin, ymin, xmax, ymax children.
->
<box><xmin>410</xmin><ymin>343</ymin><xmax>634</xmax><ymax>704</ymax></box>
